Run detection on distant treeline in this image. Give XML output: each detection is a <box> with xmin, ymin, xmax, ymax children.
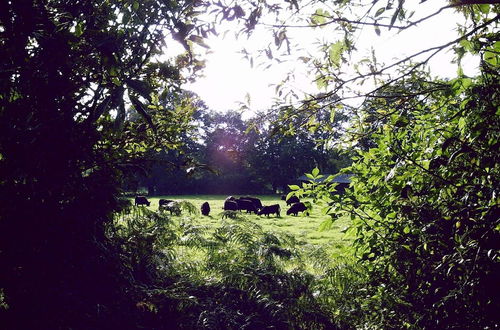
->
<box><xmin>123</xmin><ymin>109</ymin><xmax>351</xmax><ymax>195</ymax></box>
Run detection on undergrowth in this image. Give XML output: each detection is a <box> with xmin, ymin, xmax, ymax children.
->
<box><xmin>107</xmin><ymin>206</ymin><xmax>369</xmax><ymax>329</ymax></box>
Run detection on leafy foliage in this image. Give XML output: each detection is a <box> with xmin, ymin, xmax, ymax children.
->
<box><xmin>297</xmin><ymin>66</ymin><xmax>500</xmax><ymax>327</ymax></box>
<box><xmin>239</xmin><ymin>2</ymin><xmax>499</xmax><ymax>327</ymax></box>
<box><xmin>0</xmin><ymin>0</ymin><xmax>214</xmax><ymax>327</ymax></box>
<box><xmin>109</xmin><ymin>205</ymin><xmax>365</xmax><ymax>329</ymax></box>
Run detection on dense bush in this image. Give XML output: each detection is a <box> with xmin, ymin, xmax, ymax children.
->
<box><xmin>0</xmin><ymin>1</ymin><xmax>204</xmax><ymax>328</ymax></box>
<box><xmin>296</xmin><ymin>64</ymin><xmax>500</xmax><ymax>328</ymax></box>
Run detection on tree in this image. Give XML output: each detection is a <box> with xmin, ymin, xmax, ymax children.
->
<box><xmin>214</xmin><ymin>1</ymin><xmax>498</xmax><ymax>123</ymax></box>
<box><xmin>260</xmin><ymin>1</ymin><xmax>499</xmax><ymax>327</ymax></box>
<box><xmin>333</xmin><ymin>64</ymin><xmax>498</xmax><ymax>328</ymax></box>
<box><xmin>247</xmin><ymin>108</ymin><xmax>351</xmax><ymax>193</ymax></box>
<box><xmin>0</xmin><ymin>0</ymin><xmax>214</xmax><ymax>327</ymax></box>
<box><xmin>188</xmin><ymin>110</ymin><xmax>262</xmax><ymax>194</ymax></box>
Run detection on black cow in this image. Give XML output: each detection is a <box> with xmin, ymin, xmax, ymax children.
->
<box><xmin>282</xmin><ymin>195</ymin><xmax>300</xmax><ymax>206</ymax></box>
<box><xmin>286</xmin><ymin>202</ymin><xmax>308</xmax><ymax>216</ymax></box>
<box><xmin>201</xmin><ymin>202</ymin><xmax>210</xmax><ymax>216</ymax></box>
<box><xmin>258</xmin><ymin>204</ymin><xmax>281</xmax><ymax>217</ymax></box>
<box><xmin>241</xmin><ymin>196</ymin><xmax>263</xmax><ymax>210</ymax></box>
<box><xmin>225</xmin><ymin>196</ymin><xmax>236</xmax><ymax>202</ymax></box>
<box><xmin>160</xmin><ymin>201</ymin><xmax>181</xmax><ymax>216</ymax></box>
<box><xmin>236</xmin><ymin>198</ymin><xmax>258</xmax><ymax>214</ymax></box>
<box><xmin>224</xmin><ymin>200</ymin><xmax>238</xmax><ymax>211</ymax></box>
<box><xmin>158</xmin><ymin>199</ymin><xmax>174</xmax><ymax>210</ymax></box>
<box><xmin>135</xmin><ymin>196</ymin><xmax>150</xmax><ymax>206</ymax></box>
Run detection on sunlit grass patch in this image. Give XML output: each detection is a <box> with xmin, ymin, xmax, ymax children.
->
<box><xmin>131</xmin><ymin>194</ymin><xmax>354</xmax><ymax>259</ymax></box>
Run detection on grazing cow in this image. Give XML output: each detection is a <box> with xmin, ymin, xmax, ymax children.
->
<box><xmin>158</xmin><ymin>199</ymin><xmax>174</xmax><ymax>210</ymax></box>
<box><xmin>258</xmin><ymin>204</ymin><xmax>281</xmax><ymax>217</ymax></box>
<box><xmin>223</xmin><ymin>200</ymin><xmax>238</xmax><ymax>211</ymax></box>
<box><xmin>235</xmin><ymin>198</ymin><xmax>259</xmax><ymax>214</ymax></box>
<box><xmin>286</xmin><ymin>202</ymin><xmax>308</xmax><ymax>216</ymax></box>
<box><xmin>201</xmin><ymin>202</ymin><xmax>210</xmax><ymax>216</ymax></box>
<box><xmin>241</xmin><ymin>196</ymin><xmax>263</xmax><ymax>210</ymax></box>
<box><xmin>135</xmin><ymin>196</ymin><xmax>151</xmax><ymax>206</ymax></box>
<box><xmin>160</xmin><ymin>201</ymin><xmax>181</xmax><ymax>216</ymax></box>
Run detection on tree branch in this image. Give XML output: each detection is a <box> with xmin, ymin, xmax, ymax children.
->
<box><xmin>262</xmin><ymin>4</ymin><xmax>458</xmax><ymax>32</ymax></box>
<box><xmin>303</xmin><ymin>13</ymin><xmax>499</xmax><ymax>107</ymax></box>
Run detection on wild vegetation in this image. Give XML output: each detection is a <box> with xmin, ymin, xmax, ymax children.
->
<box><xmin>109</xmin><ymin>198</ymin><xmax>362</xmax><ymax>329</ymax></box>
<box><xmin>1</xmin><ymin>0</ymin><xmax>498</xmax><ymax>329</ymax></box>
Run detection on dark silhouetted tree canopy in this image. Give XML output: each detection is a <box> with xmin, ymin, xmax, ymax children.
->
<box><xmin>0</xmin><ymin>0</ymin><xmax>213</xmax><ymax>328</ymax></box>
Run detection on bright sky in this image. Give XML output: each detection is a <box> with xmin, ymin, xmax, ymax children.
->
<box><xmin>183</xmin><ymin>2</ymin><xmax>480</xmax><ymax>113</ymax></box>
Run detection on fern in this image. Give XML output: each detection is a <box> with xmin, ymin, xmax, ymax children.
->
<box><xmin>106</xmin><ymin>206</ymin><xmax>365</xmax><ymax>329</ymax></box>
<box><xmin>219</xmin><ymin>210</ymin><xmax>245</xmax><ymax>220</ymax></box>
<box><xmin>179</xmin><ymin>200</ymin><xmax>199</xmax><ymax>215</ymax></box>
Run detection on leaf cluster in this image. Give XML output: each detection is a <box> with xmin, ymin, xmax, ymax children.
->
<box><xmin>298</xmin><ymin>65</ymin><xmax>500</xmax><ymax>327</ymax></box>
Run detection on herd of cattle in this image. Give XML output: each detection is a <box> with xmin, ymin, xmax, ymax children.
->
<box><xmin>133</xmin><ymin>195</ymin><xmax>308</xmax><ymax>218</ymax></box>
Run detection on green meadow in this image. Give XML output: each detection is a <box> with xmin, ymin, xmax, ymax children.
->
<box><xmin>136</xmin><ymin>195</ymin><xmax>354</xmax><ymax>259</ymax></box>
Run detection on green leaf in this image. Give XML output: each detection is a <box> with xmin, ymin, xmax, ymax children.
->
<box><xmin>312</xmin><ymin>167</ymin><xmax>320</xmax><ymax>177</ymax></box>
<box><xmin>484</xmin><ymin>51</ymin><xmax>498</xmax><ymax>66</ymax></box>
<box><xmin>458</xmin><ymin>117</ymin><xmax>466</xmax><ymax>132</ymax></box>
<box><xmin>422</xmin><ymin>159</ymin><xmax>430</xmax><ymax>170</ymax></box>
<box><xmin>315</xmin><ymin>75</ymin><xmax>328</xmax><ymax>89</ymax></box>
<box><xmin>111</xmin><ymin>77</ymin><xmax>122</xmax><ymax>86</ymax></box>
<box><xmin>394</xmin><ymin>115</ymin><xmax>409</xmax><ymax>127</ymax></box>
<box><xmin>375</xmin><ymin>7</ymin><xmax>385</xmax><ymax>17</ymax></box>
<box><xmin>459</xmin><ymin>39</ymin><xmax>473</xmax><ymax>52</ymax></box>
<box><xmin>288</xmin><ymin>185</ymin><xmax>300</xmax><ymax>190</ymax></box>
<box><xmin>329</xmin><ymin>108</ymin><xmax>335</xmax><ymax>123</ymax></box>
<box><xmin>329</xmin><ymin>40</ymin><xmax>346</xmax><ymax>68</ymax></box>
<box><xmin>133</xmin><ymin>1</ymin><xmax>139</xmax><ymax>11</ymax></box>
<box><xmin>403</xmin><ymin>226</ymin><xmax>410</xmax><ymax>234</ymax></box>
<box><xmin>310</xmin><ymin>8</ymin><xmax>329</xmax><ymax>26</ymax></box>
<box><xmin>129</xmin><ymin>94</ymin><xmax>156</xmax><ymax>132</ymax></box>
<box><xmin>478</xmin><ymin>4</ymin><xmax>490</xmax><ymax>14</ymax></box>
<box><xmin>318</xmin><ymin>219</ymin><xmax>333</xmax><ymax>232</ymax></box>
<box><xmin>109</xmin><ymin>65</ymin><xmax>119</xmax><ymax>77</ymax></box>
<box><xmin>75</xmin><ymin>22</ymin><xmax>84</xmax><ymax>37</ymax></box>
<box><xmin>461</xmin><ymin>77</ymin><xmax>472</xmax><ymax>89</ymax></box>
<box><xmin>494</xmin><ymin>41</ymin><xmax>500</xmax><ymax>53</ymax></box>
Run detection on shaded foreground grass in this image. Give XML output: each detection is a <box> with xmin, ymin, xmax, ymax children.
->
<box><xmin>139</xmin><ymin>194</ymin><xmax>354</xmax><ymax>259</ymax></box>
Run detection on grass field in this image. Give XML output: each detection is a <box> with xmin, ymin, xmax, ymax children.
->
<box><xmin>137</xmin><ymin>194</ymin><xmax>354</xmax><ymax>259</ymax></box>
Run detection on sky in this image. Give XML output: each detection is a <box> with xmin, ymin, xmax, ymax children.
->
<box><xmin>182</xmin><ymin>2</ymin><xmax>479</xmax><ymax>114</ymax></box>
